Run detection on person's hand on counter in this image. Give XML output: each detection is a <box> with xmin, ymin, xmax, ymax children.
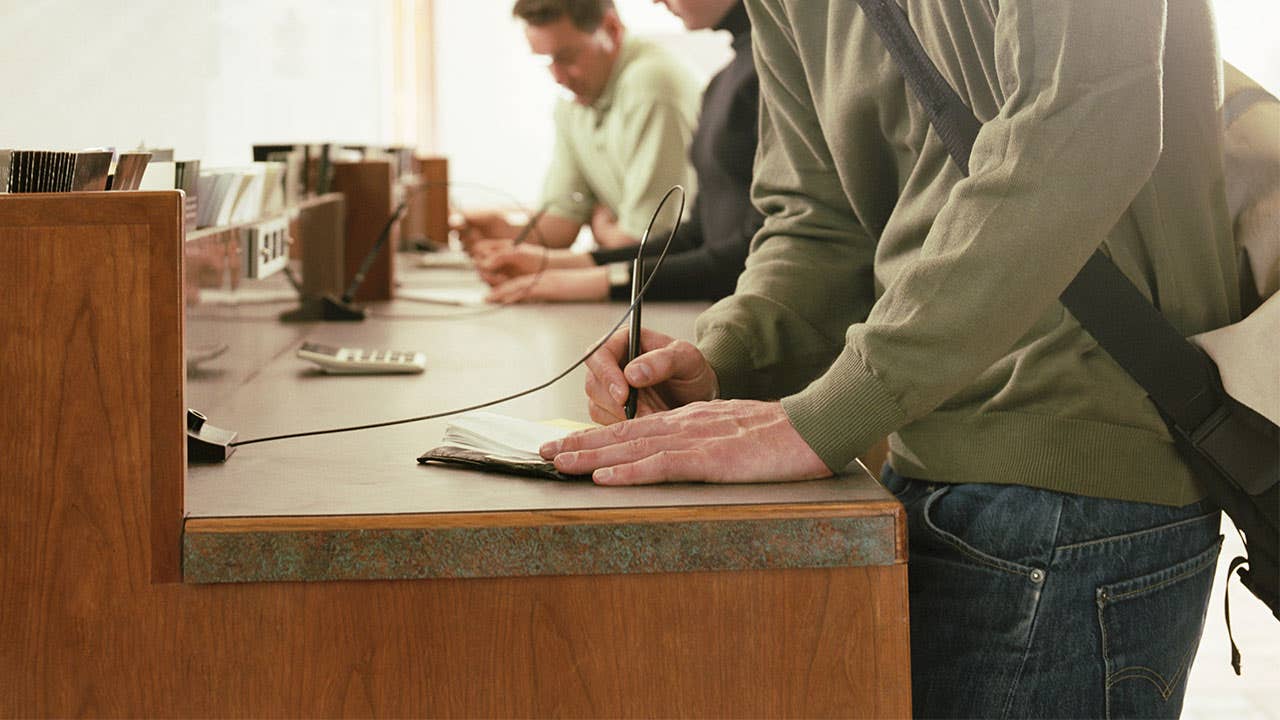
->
<box><xmin>476</xmin><ymin>245</ymin><xmax>595</xmax><ymax>286</ymax></box>
<box><xmin>541</xmin><ymin>398</ymin><xmax>832</xmax><ymax>486</ymax></box>
<box><xmin>451</xmin><ymin>210</ymin><xmax>516</xmax><ymax>249</ymax></box>
<box><xmin>589</xmin><ymin>204</ymin><xmax>639</xmax><ymax>249</ymax></box>
<box><xmin>468</xmin><ymin>238</ymin><xmax>515</xmax><ymax>263</ymax></box>
<box><xmin>539</xmin><ymin>327</ymin><xmax>829</xmax><ymax>485</ymax></box>
<box><xmin>484</xmin><ymin>267</ymin><xmax>610</xmax><ymax>304</ymax></box>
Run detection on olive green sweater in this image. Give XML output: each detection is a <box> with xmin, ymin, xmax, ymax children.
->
<box><xmin>696</xmin><ymin>0</ymin><xmax>1238</xmax><ymax>506</ymax></box>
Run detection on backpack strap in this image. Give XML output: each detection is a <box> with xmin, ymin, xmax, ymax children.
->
<box><xmin>856</xmin><ymin>0</ymin><xmax>981</xmax><ymax>174</ymax></box>
<box><xmin>1226</xmin><ymin>553</ymin><xmax>1249</xmax><ymax>674</ymax></box>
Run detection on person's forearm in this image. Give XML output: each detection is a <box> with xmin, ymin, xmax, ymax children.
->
<box><xmin>531</xmin><ymin>213</ymin><xmax>585</xmax><ymax>248</ymax></box>
<box><xmin>546</xmin><ymin>250</ymin><xmax>596</xmax><ymax>270</ymax></box>
<box><xmin>591</xmin><ymin>221</ymin><xmax>639</xmax><ymax>249</ymax></box>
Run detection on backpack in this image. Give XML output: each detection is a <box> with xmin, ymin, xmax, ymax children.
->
<box><xmin>853</xmin><ymin>0</ymin><xmax>1279</xmax><ymax>673</ymax></box>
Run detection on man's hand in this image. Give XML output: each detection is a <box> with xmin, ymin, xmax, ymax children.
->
<box><xmin>589</xmin><ymin>205</ymin><xmax>638</xmax><ymax>249</ymax></box>
<box><xmin>468</xmin><ymin>238</ymin><xmax>514</xmax><ymax>262</ymax></box>
<box><xmin>476</xmin><ymin>245</ymin><xmax>545</xmax><ymax>285</ymax></box>
<box><xmin>590</xmin><ymin>204</ymin><xmax>617</xmax><ymax>235</ymax></box>
<box><xmin>451</xmin><ymin>210</ymin><xmax>516</xmax><ymax>248</ymax></box>
<box><xmin>484</xmin><ymin>267</ymin><xmax>609</xmax><ymax>303</ymax></box>
<box><xmin>476</xmin><ymin>246</ymin><xmax>594</xmax><ymax>286</ymax></box>
<box><xmin>582</xmin><ymin>327</ymin><xmax>718</xmax><ymax>424</ymax></box>
<box><xmin>540</xmin><ymin>400</ymin><xmax>833</xmax><ymax>486</ymax></box>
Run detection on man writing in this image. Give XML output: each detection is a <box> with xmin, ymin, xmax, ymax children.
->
<box><xmin>457</xmin><ymin>0</ymin><xmax>699</xmax><ymax>251</ymax></box>
<box><xmin>478</xmin><ymin>0</ymin><xmax>760</xmax><ymax>304</ymax></box>
<box><xmin>542</xmin><ymin>1</ymin><xmax>1234</xmax><ymax>715</ymax></box>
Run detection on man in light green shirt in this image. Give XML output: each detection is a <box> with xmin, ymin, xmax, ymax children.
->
<box><xmin>543</xmin><ymin>2</ymin><xmax>1235</xmax><ymax>714</ymax></box>
<box><xmin>460</xmin><ymin>0</ymin><xmax>699</xmax><ymax>250</ymax></box>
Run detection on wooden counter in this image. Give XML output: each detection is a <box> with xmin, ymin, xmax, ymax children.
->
<box><xmin>1</xmin><ymin>192</ymin><xmax>909</xmax><ymax>717</ymax></box>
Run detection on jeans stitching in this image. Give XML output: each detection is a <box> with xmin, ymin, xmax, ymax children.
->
<box><xmin>1098</xmin><ymin>597</ymin><xmax>1113</xmax><ymax>720</ymax></box>
<box><xmin>1103</xmin><ymin>644</ymin><xmax>1198</xmax><ymax>700</ymax></box>
<box><xmin>1104</xmin><ymin>540</ymin><xmax>1219</xmax><ymax>602</ymax></box>
<box><xmin>922</xmin><ymin>485</ymin><xmax>1037</xmax><ymax>578</ymax></box>
<box><xmin>1096</xmin><ymin>540</ymin><xmax>1219</xmax><ymax>717</ymax></box>
<box><xmin>1056</xmin><ymin>511</ymin><xmax>1219</xmax><ymax>552</ymax></box>
<box><xmin>999</xmin><ymin>493</ymin><xmax>1063</xmax><ymax>719</ymax></box>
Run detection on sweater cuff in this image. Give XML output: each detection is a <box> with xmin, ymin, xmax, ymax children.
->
<box><xmin>696</xmin><ymin>328</ymin><xmax>758</xmax><ymax>400</ymax></box>
<box><xmin>780</xmin><ymin>348</ymin><xmax>906</xmax><ymax>473</ymax></box>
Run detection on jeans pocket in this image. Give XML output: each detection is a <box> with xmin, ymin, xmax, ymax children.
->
<box><xmin>920</xmin><ymin>485</ymin><xmax>1039</xmax><ymax>578</ymax></box>
<box><xmin>1097</xmin><ymin>536</ymin><xmax>1222</xmax><ymax>719</ymax></box>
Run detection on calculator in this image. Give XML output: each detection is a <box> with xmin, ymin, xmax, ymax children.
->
<box><xmin>297</xmin><ymin>342</ymin><xmax>427</xmax><ymax>374</ymax></box>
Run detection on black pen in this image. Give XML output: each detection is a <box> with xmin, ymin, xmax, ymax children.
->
<box><xmin>624</xmin><ymin>253</ymin><xmax>643</xmax><ymax>419</ymax></box>
<box><xmin>622</xmin><ymin>185</ymin><xmax>682</xmax><ymax>420</ymax></box>
<box><xmin>510</xmin><ymin>204</ymin><xmax>549</xmax><ymax>246</ymax></box>
<box><xmin>511</xmin><ymin>192</ymin><xmax>582</xmax><ymax>247</ymax></box>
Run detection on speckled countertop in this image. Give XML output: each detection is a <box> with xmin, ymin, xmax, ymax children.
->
<box><xmin>184</xmin><ymin>503</ymin><xmax>901</xmax><ymax>584</ymax></box>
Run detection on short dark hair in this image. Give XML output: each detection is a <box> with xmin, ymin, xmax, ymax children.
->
<box><xmin>512</xmin><ymin>0</ymin><xmax>615</xmax><ymax>32</ymax></box>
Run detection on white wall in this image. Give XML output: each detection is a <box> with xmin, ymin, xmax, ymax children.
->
<box><xmin>1214</xmin><ymin>0</ymin><xmax>1280</xmax><ymax>91</ymax></box>
<box><xmin>0</xmin><ymin>0</ymin><xmax>1274</xmax><ymax>201</ymax></box>
<box><xmin>0</xmin><ymin>0</ymin><xmax>399</xmax><ymax>166</ymax></box>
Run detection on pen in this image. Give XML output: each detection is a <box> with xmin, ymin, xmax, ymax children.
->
<box><xmin>622</xmin><ymin>185</ymin><xmax>681</xmax><ymax>420</ymax></box>
<box><xmin>625</xmin><ymin>254</ymin><xmax>643</xmax><ymax>419</ymax></box>
<box><xmin>511</xmin><ymin>193</ymin><xmax>581</xmax><ymax>246</ymax></box>
<box><xmin>510</xmin><ymin>204</ymin><xmax>549</xmax><ymax>246</ymax></box>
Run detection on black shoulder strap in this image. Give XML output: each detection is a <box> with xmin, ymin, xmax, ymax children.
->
<box><xmin>854</xmin><ymin>0</ymin><xmax>1224</xmax><ymax>436</ymax></box>
<box><xmin>857</xmin><ymin>0</ymin><xmax>982</xmax><ymax>175</ymax></box>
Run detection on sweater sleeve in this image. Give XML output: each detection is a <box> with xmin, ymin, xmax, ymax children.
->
<box><xmin>702</xmin><ymin>0</ymin><xmax>1168</xmax><ymax>472</ymax></box>
<box><xmin>697</xmin><ymin>0</ymin><xmax>882</xmax><ymax>407</ymax></box>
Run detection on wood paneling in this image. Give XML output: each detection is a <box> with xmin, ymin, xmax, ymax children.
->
<box><xmin>400</xmin><ymin>157</ymin><xmax>446</xmax><ymax>249</ymax></box>
<box><xmin>332</xmin><ymin>160</ymin><xmax>395</xmax><ymax>301</ymax></box>
<box><xmin>2</xmin><ymin>565</ymin><xmax>908</xmax><ymax>717</ymax></box>
<box><xmin>420</xmin><ymin>155</ymin><xmax>449</xmax><ymax>247</ymax></box>
<box><xmin>0</xmin><ymin>191</ymin><xmax>185</xmax><ymax>584</ymax></box>
<box><xmin>293</xmin><ymin>192</ymin><xmax>347</xmax><ymax>298</ymax></box>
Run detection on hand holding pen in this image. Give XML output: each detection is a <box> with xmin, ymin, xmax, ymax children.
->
<box><xmin>580</xmin><ymin>327</ymin><xmax>719</xmax><ymax>425</ymax></box>
<box><xmin>614</xmin><ymin>184</ymin><xmax>690</xmax><ymax>420</ymax></box>
<box><xmin>625</xmin><ymin>253</ymin><xmax>644</xmax><ymax>419</ymax></box>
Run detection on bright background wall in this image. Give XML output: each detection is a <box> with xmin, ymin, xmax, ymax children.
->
<box><xmin>1</xmin><ymin>0</ymin><xmax>1275</xmax><ymax>208</ymax></box>
<box><xmin>0</xmin><ymin>0</ymin><xmax>399</xmax><ymax>166</ymax></box>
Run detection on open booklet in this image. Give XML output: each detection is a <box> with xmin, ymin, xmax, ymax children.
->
<box><xmin>418</xmin><ymin>411</ymin><xmax>594</xmax><ymax>481</ymax></box>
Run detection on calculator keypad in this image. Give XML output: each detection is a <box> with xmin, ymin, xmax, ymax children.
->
<box><xmin>298</xmin><ymin>344</ymin><xmax>426</xmax><ymax>374</ymax></box>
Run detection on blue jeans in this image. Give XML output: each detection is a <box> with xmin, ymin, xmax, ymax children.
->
<box><xmin>882</xmin><ymin>467</ymin><xmax>1221</xmax><ymax>719</ymax></box>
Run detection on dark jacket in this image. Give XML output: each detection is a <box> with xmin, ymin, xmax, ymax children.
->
<box><xmin>594</xmin><ymin>2</ymin><xmax>760</xmax><ymax>302</ymax></box>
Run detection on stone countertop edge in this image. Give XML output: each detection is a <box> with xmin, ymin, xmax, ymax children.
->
<box><xmin>182</xmin><ymin>512</ymin><xmax>901</xmax><ymax>584</ymax></box>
